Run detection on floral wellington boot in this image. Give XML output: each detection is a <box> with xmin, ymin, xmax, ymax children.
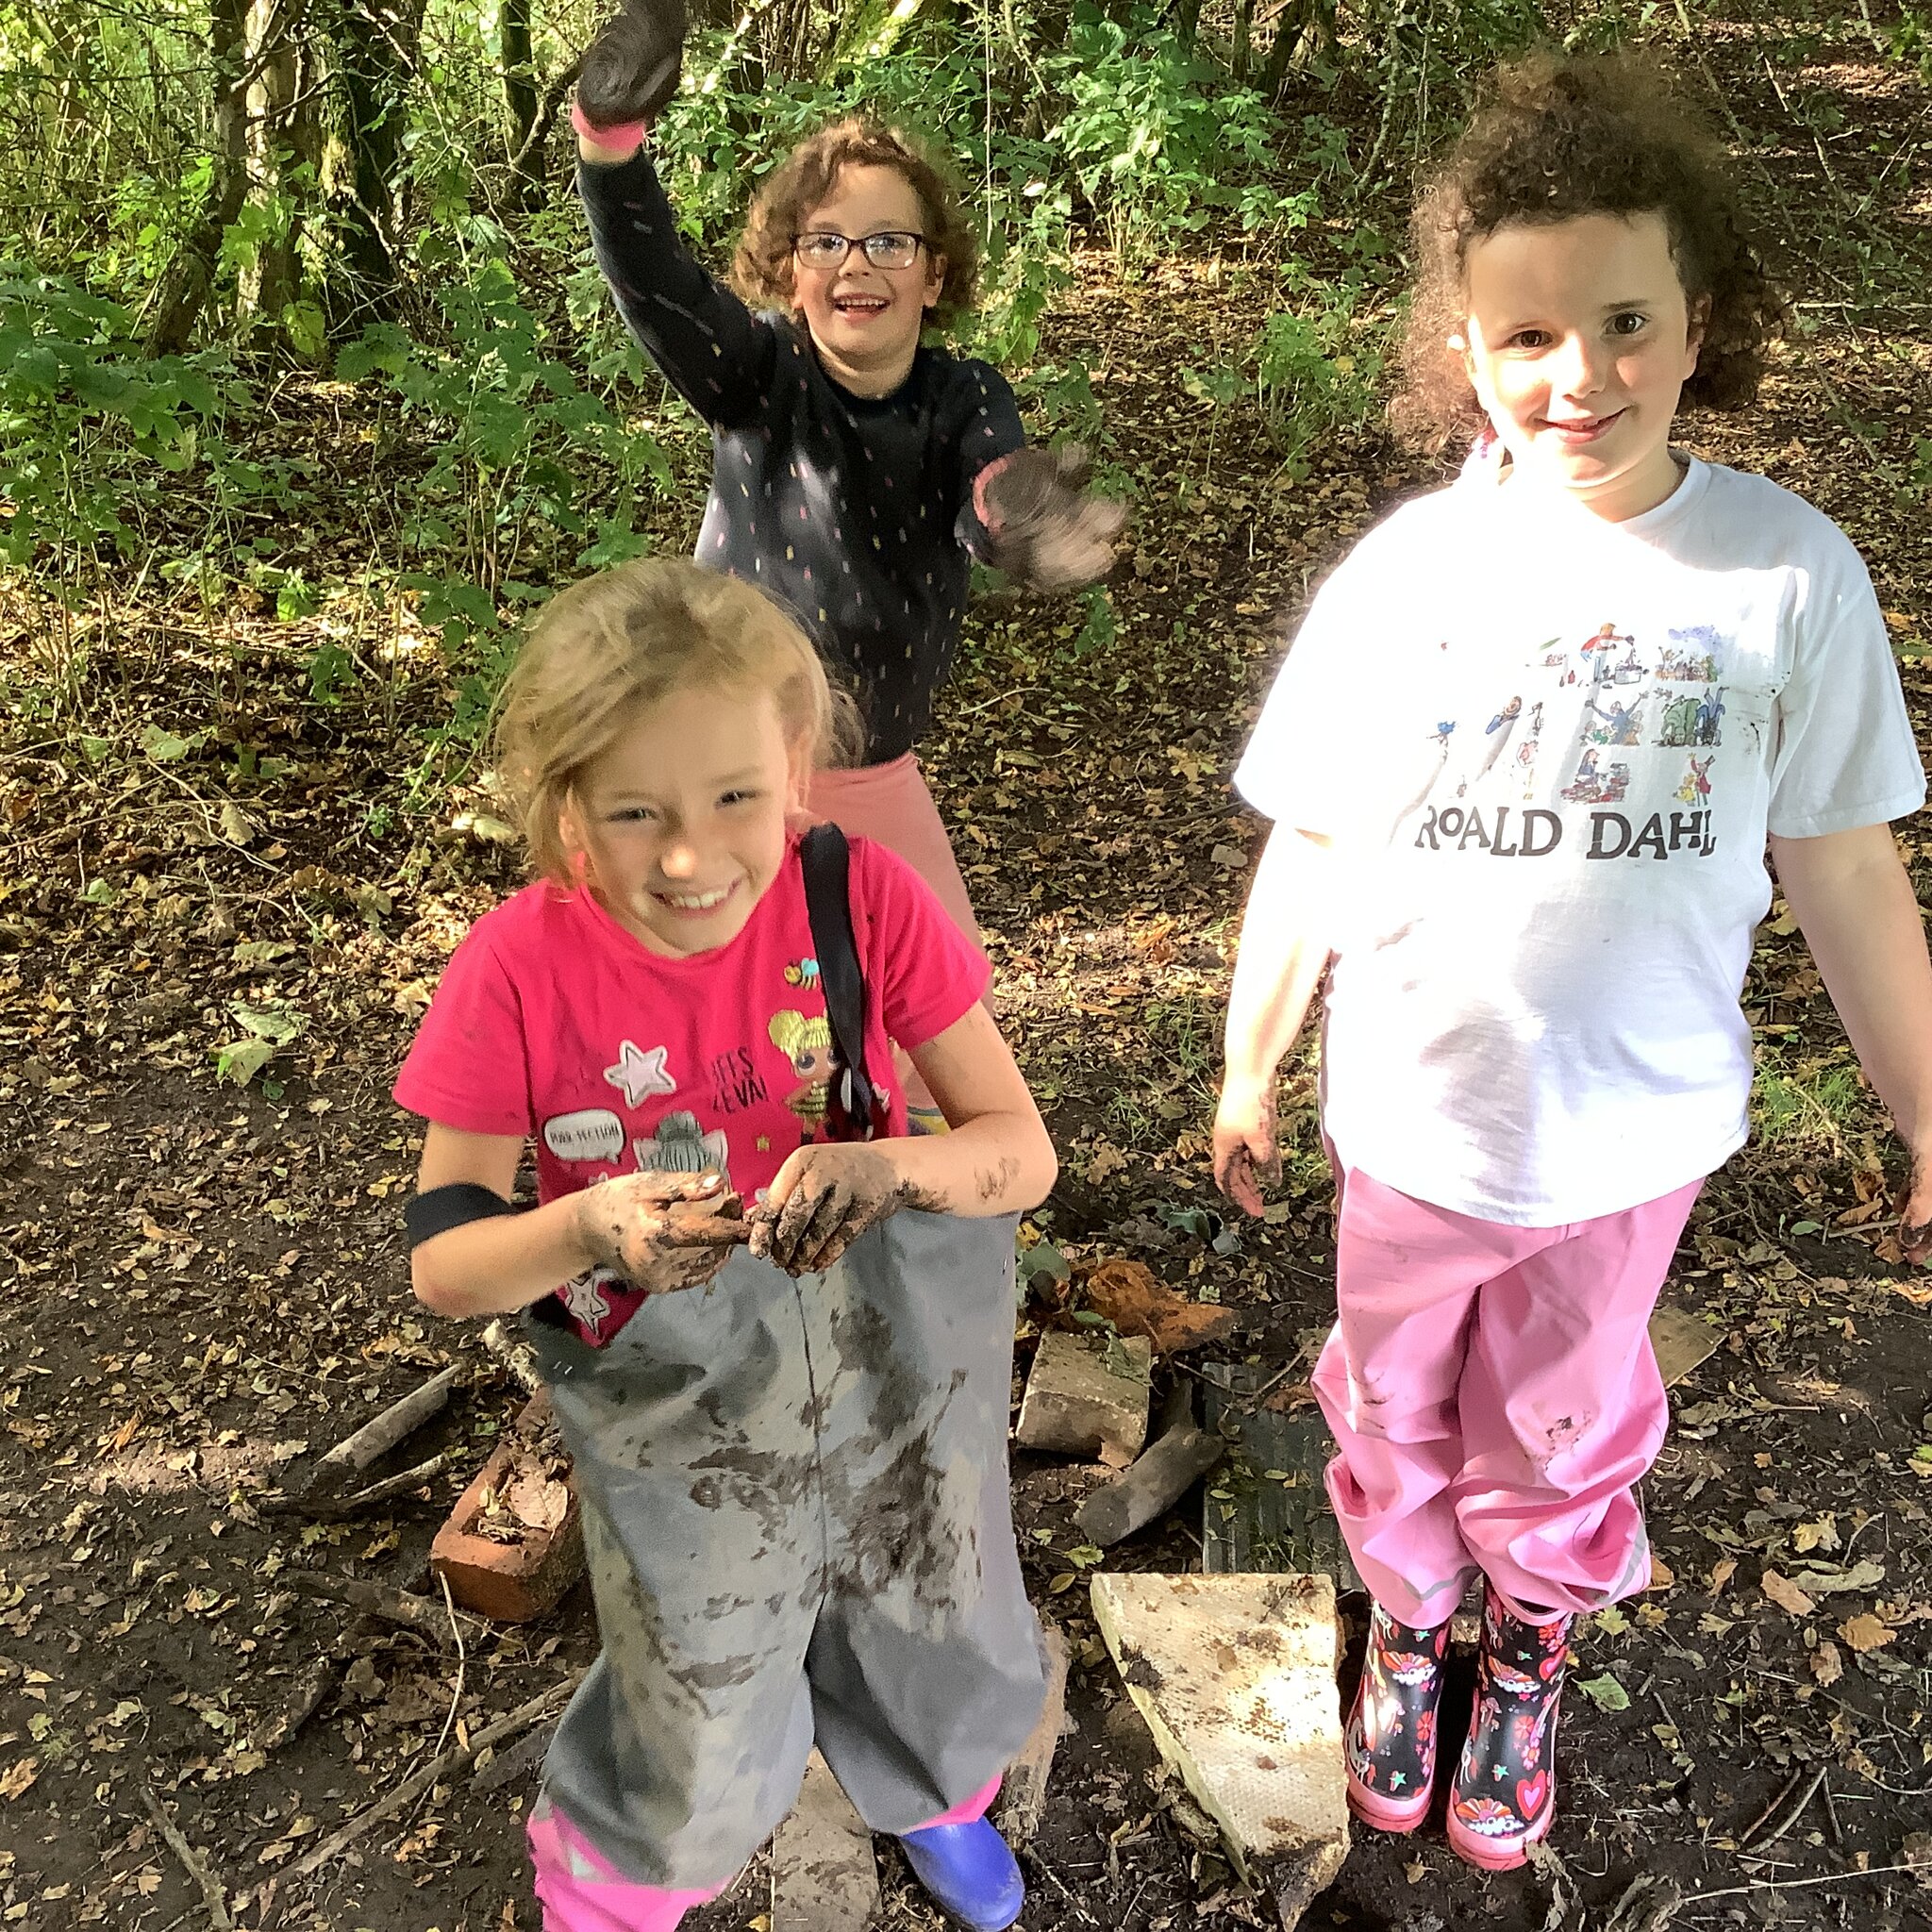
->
<box><xmin>1344</xmin><ymin>1601</ymin><xmax>1452</xmax><ymax>1831</ymax></box>
<box><xmin>1446</xmin><ymin>1584</ymin><xmax>1574</xmax><ymax>1870</ymax></box>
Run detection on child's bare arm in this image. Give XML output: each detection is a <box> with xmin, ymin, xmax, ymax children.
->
<box><xmin>1773</xmin><ymin>821</ymin><xmax>1932</xmax><ymax>1258</ymax></box>
<box><xmin>748</xmin><ymin>1005</ymin><xmax>1057</xmax><ymax>1275</ymax></box>
<box><xmin>409</xmin><ymin>1123</ymin><xmax>744</xmax><ymax>1317</ymax></box>
<box><xmin>1213</xmin><ymin>824</ymin><xmax>1336</xmax><ymax>1215</ymax></box>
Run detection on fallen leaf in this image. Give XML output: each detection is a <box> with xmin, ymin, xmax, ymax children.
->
<box><xmin>1078</xmin><ymin>1257</ymin><xmax>1237</xmax><ymax>1355</ymax></box>
<box><xmin>1809</xmin><ymin>1641</ymin><xmax>1843</xmax><ymax>1686</ymax></box>
<box><xmin>1790</xmin><ymin>1559</ymin><xmax>1885</xmax><ymax>1594</ymax></box>
<box><xmin>1647</xmin><ymin>1555</ymin><xmax>1675</xmax><ymax>1591</ymax></box>
<box><xmin>0</xmin><ymin>1757</ymin><xmax>38</xmax><ymax>1801</ymax></box>
<box><xmin>1761</xmin><ymin>1570</ymin><xmax>1816</xmax><ymax>1618</ymax></box>
<box><xmin>1574</xmin><ymin>1672</ymin><xmax>1630</xmax><ymax>1711</ymax></box>
<box><xmin>1837</xmin><ymin>1612</ymin><xmax>1896</xmax><ymax>1654</ymax></box>
<box><xmin>1709</xmin><ymin>1557</ymin><xmax>1738</xmax><ymax>1594</ymax></box>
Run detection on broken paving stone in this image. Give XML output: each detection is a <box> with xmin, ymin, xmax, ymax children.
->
<box><xmin>1075</xmin><ymin>1425</ymin><xmax>1225</xmax><ymax>1546</ymax></box>
<box><xmin>771</xmin><ymin>1752</ymin><xmax>878</xmax><ymax>1932</ymax></box>
<box><xmin>1650</xmin><ymin>1302</ymin><xmax>1721</xmax><ymax>1388</ymax></box>
<box><xmin>1091</xmin><ymin>1573</ymin><xmax>1347</xmax><ymax>1930</ymax></box>
<box><xmin>1015</xmin><ymin>1331</ymin><xmax>1152</xmax><ymax>1463</ymax></box>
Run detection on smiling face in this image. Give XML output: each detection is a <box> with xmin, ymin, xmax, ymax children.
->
<box><xmin>1458</xmin><ymin>210</ymin><xmax>1707</xmax><ymax>522</ymax></box>
<box><xmin>789</xmin><ymin>162</ymin><xmax>945</xmax><ymax>397</ymax></box>
<box><xmin>569</xmin><ymin>683</ymin><xmax>805</xmax><ymax>958</ymax></box>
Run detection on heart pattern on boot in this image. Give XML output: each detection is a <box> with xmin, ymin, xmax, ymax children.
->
<box><xmin>1447</xmin><ymin>1583</ymin><xmax>1574</xmax><ymax>1869</ymax></box>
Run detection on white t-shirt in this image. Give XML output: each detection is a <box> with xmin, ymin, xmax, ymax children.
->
<box><xmin>1235</xmin><ymin>458</ymin><xmax>1924</xmax><ymax>1224</ymax></box>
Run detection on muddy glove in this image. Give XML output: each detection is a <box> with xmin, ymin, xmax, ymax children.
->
<box><xmin>975</xmin><ymin>442</ymin><xmax>1125</xmax><ymax>592</ymax></box>
<box><xmin>577</xmin><ymin>0</ymin><xmax>688</xmax><ymax>129</ymax></box>
<box><xmin>574</xmin><ymin>1169</ymin><xmax>746</xmax><ymax>1294</ymax></box>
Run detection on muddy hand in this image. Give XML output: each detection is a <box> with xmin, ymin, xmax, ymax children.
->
<box><xmin>979</xmin><ymin>444</ymin><xmax>1125</xmax><ymax>592</ymax></box>
<box><xmin>1898</xmin><ymin>1150</ymin><xmax>1932</xmax><ymax>1268</ymax></box>
<box><xmin>578</xmin><ymin>0</ymin><xmax>687</xmax><ymax>128</ymax></box>
<box><xmin>575</xmin><ymin>1169</ymin><xmax>746</xmax><ymax>1293</ymax></box>
<box><xmin>749</xmin><ymin>1144</ymin><xmax>906</xmax><ymax>1277</ymax></box>
<box><xmin>1212</xmin><ymin>1086</ymin><xmax>1280</xmax><ymax>1219</ymax></box>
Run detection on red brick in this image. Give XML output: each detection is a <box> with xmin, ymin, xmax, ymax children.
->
<box><xmin>432</xmin><ymin>1392</ymin><xmax>584</xmax><ymax>1623</ymax></box>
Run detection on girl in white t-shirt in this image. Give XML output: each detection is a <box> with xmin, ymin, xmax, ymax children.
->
<box><xmin>1214</xmin><ymin>53</ymin><xmax>1932</xmax><ymax>1872</ymax></box>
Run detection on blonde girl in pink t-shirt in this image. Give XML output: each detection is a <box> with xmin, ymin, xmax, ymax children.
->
<box><xmin>397</xmin><ymin>558</ymin><xmax>1055</xmax><ymax>1932</ymax></box>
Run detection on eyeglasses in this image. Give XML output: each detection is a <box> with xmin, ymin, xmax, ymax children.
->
<box><xmin>791</xmin><ymin>230</ymin><xmax>927</xmax><ymax>272</ymax></box>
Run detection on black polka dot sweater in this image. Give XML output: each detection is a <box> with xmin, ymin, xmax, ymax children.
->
<box><xmin>579</xmin><ymin>151</ymin><xmax>1027</xmax><ymax>766</ymax></box>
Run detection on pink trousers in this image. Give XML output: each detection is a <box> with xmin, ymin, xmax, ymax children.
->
<box><xmin>526</xmin><ymin>1775</ymin><xmax>1001</xmax><ymax>1932</ymax></box>
<box><xmin>807</xmin><ymin>753</ymin><xmax>990</xmax><ymax>1114</ymax></box>
<box><xmin>1312</xmin><ymin>1168</ymin><xmax>1703</xmax><ymax>1627</ymax></box>
<box><xmin>807</xmin><ymin>754</ymin><xmax>987</xmax><ymax>962</ymax></box>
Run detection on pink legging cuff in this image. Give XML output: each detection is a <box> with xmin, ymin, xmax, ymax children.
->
<box><xmin>908</xmin><ymin>1773</ymin><xmax>1002</xmax><ymax>1832</ymax></box>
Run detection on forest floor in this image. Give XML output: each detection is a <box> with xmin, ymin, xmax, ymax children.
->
<box><xmin>5</xmin><ymin>9</ymin><xmax>1932</xmax><ymax>1932</ymax></box>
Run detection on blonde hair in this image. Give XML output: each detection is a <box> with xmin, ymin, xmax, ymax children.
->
<box><xmin>493</xmin><ymin>558</ymin><xmax>861</xmax><ymax>883</ymax></box>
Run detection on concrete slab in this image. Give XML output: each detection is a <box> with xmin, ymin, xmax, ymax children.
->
<box><xmin>1091</xmin><ymin>1573</ymin><xmax>1348</xmax><ymax>1928</ymax></box>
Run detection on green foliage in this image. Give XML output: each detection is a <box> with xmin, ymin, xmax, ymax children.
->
<box><xmin>1045</xmin><ymin>5</ymin><xmax>1284</xmax><ymax>255</ymax></box>
<box><xmin>0</xmin><ymin>267</ymin><xmax>275</xmax><ymax>563</ymax></box>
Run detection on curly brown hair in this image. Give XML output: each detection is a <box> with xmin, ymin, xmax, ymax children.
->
<box><xmin>1391</xmin><ymin>52</ymin><xmax>1783</xmax><ymax>456</ymax></box>
<box><xmin>730</xmin><ymin>117</ymin><xmax>980</xmax><ymax>328</ymax></box>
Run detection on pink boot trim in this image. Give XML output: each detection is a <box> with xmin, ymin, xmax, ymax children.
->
<box><xmin>527</xmin><ymin>1798</ymin><xmax>731</xmax><ymax>1932</ymax></box>
<box><xmin>908</xmin><ymin>1773</ymin><xmax>1002</xmax><ymax>1833</ymax></box>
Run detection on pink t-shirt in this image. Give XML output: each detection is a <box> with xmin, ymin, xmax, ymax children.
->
<box><xmin>394</xmin><ymin>833</ymin><xmax>989</xmax><ymax>1340</ymax></box>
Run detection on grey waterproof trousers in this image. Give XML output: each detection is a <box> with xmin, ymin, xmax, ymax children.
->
<box><xmin>525</xmin><ymin>1209</ymin><xmax>1046</xmax><ymax>1889</ymax></box>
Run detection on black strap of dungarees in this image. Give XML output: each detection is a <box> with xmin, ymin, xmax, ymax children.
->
<box><xmin>799</xmin><ymin>824</ymin><xmax>877</xmax><ymax>1141</ymax></box>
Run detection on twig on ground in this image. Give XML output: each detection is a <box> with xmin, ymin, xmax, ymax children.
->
<box><xmin>304</xmin><ymin>1363</ymin><xmax>462</xmax><ymax>1492</ymax></box>
<box><xmin>259</xmin><ymin>1674</ymin><xmax>583</xmax><ymax>1907</ymax></box>
<box><xmin>297</xmin><ymin>1449</ymin><xmax>457</xmax><ymax>1520</ymax></box>
<box><xmin>1691</xmin><ymin>1860</ymin><xmax>1925</xmax><ymax>1903</ymax></box>
<box><xmin>1820</xmin><ymin>1774</ymin><xmax>1842</xmax><ymax>1848</ymax></box>
<box><xmin>1739</xmin><ymin>1767</ymin><xmax>1805</xmax><ymax>1847</ymax></box>
<box><xmin>141</xmin><ymin>1784</ymin><xmax>234</xmax><ymax>1931</ymax></box>
<box><xmin>428</xmin><ymin>1573</ymin><xmax>468</xmax><ymax>1763</ymax></box>
<box><xmin>280</xmin><ymin>1569</ymin><xmax>487</xmax><ymax>1647</ymax></box>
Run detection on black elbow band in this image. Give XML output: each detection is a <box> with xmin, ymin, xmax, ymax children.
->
<box><xmin>406</xmin><ymin>1183</ymin><xmax>521</xmax><ymax>1250</ymax></box>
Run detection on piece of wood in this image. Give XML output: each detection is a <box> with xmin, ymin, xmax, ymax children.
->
<box><xmin>482</xmin><ymin>1317</ymin><xmax>541</xmax><ymax>1393</ymax></box>
<box><xmin>1015</xmin><ymin>1331</ymin><xmax>1153</xmax><ymax>1462</ymax></box>
<box><xmin>995</xmin><ymin>1624</ymin><xmax>1072</xmax><ymax>1846</ymax></box>
<box><xmin>1074</xmin><ymin>1425</ymin><xmax>1224</xmax><ymax>1546</ymax></box>
<box><xmin>294</xmin><ymin>1450</ymin><xmax>457</xmax><ymax>1522</ymax></box>
<box><xmin>281</xmin><ymin>1569</ymin><xmax>486</xmax><ymax>1647</ymax></box>
<box><xmin>1201</xmin><ymin>1367</ymin><xmax>1361</xmax><ymax>1593</ymax></box>
<box><xmin>770</xmin><ymin>1752</ymin><xmax>878</xmax><ymax>1932</ymax></box>
<box><xmin>1091</xmin><ymin>1573</ymin><xmax>1347</xmax><ymax>1929</ymax></box>
<box><xmin>266</xmin><ymin>1675</ymin><xmax>582</xmax><ymax>1900</ymax></box>
<box><xmin>472</xmin><ymin>1720</ymin><xmax>557</xmax><ymax>1793</ymax></box>
<box><xmin>305</xmin><ymin>1364</ymin><xmax>462</xmax><ymax>1492</ymax></box>
<box><xmin>1650</xmin><ymin>1302</ymin><xmax>1721</xmax><ymax>1388</ymax></box>
<box><xmin>142</xmin><ymin>1783</ymin><xmax>234</xmax><ymax>1931</ymax></box>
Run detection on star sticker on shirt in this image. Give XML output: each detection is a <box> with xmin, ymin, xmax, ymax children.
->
<box><xmin>561</xmin><ymin>1272</ymin><xmax>611</xmax><ymax>1332</ymax></box>
<box><xmin>604</xmin><ymin>1040</ymin><xmax>676</xmax><ymax>1108</ymax></box>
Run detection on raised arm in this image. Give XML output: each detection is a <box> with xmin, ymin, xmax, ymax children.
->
<box><xmin>573</xmin><ymin>0</ymin><xmax>774</xmax><ymax>424</ymax></box>
<box><xmin>408</xmin><ymin>1122</ymin><xmax>747</xmax><ymax>1318</ymax></box>
<box><xmin>748</xmin><ymin>1005</ymin><xmax>1057</xmax><ymax>1275</ymax></box>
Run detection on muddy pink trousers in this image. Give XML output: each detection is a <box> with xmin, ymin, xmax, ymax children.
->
<box><xmin>528</xmin><ymin>1776</ymin><xmax>1000</xmax><ymax>1931</ymax></box>
<box><xmin>1312</xmin><ymin>1168</ymin><xmax>1703</xmax><ymax>1628</ymax></box>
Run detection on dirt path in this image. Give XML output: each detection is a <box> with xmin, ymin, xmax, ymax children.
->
<box><xmin>4</xmin><ymin>10</ymin><xmax>1932</xmax><ymax>1931</ymax></box>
